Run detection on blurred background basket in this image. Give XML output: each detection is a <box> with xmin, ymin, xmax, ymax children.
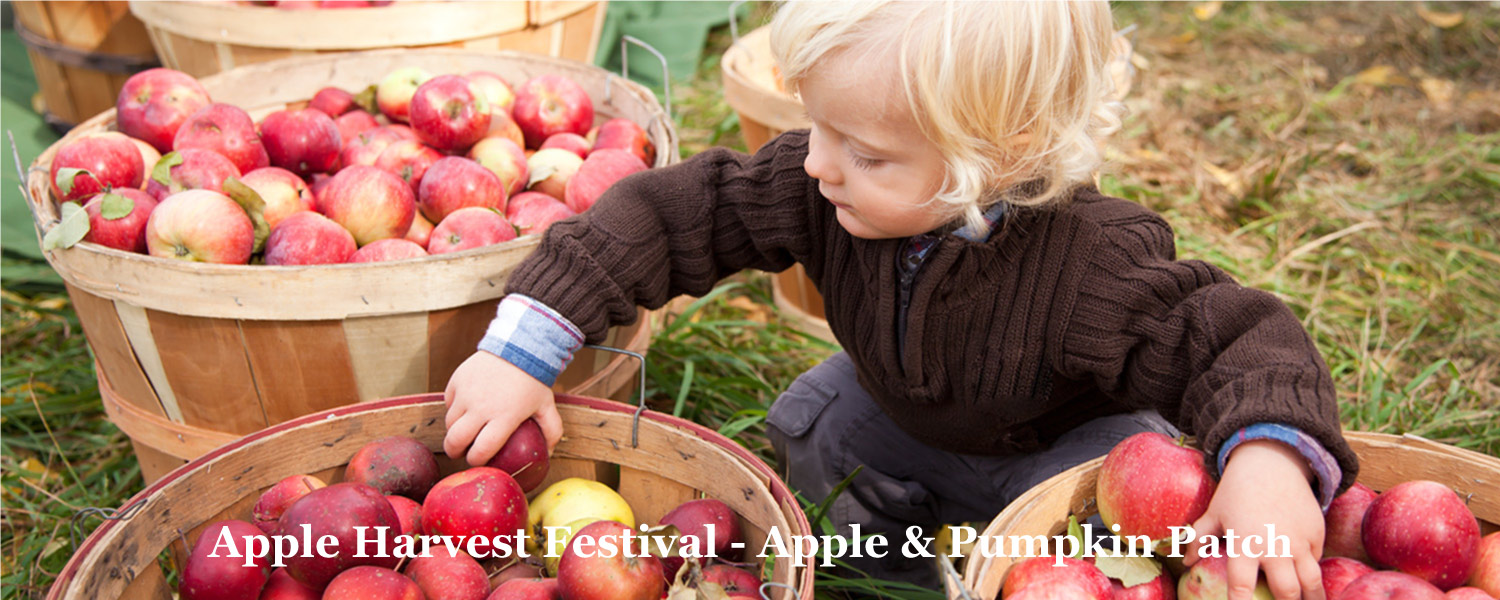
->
<box><xmin>23</xmin><ymin>48</ymin><xmax>678</xmax><ymax>484</ymax></box>
<box><xmin>11</xmin><ymin>1</ymin><xmax>160</xmax><ymax>130</ymax></box>
<box><xmin>46</xmin><ymin>394</ymin><xmax>816</xmax><ymax>600</ymax></box>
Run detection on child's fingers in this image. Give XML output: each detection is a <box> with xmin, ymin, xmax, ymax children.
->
<box><xmin>535</xmin><ymin>402</ymin><xmax>564</xmax><ymax>454</ymax></box>
<box><xmin>1184</xmin><ymin>513</ymin><xmax>1222</xmax><ymax>565</ymax></box>
<box><xmin>1225</xmin><ymin>554</ymin><xmax>1261</xmax><ymax>600</ymax></box>
<box><xmin>1296</xmin><ymin>551</ymin><xmax>1326</xmax><ymax>600</ymax></box>
<box><xmin>445</xmin><ymin>398</ymin><xmax>466</xmax><ymax>429</ymax></box>
<box><xmin>467</xmin><ymin>418</ymin><xmax>521</xmax><ymax>467</ymax></box>
<box><xmin>443</xmin><ymin>412</ymin><xmax>483</xmax><ymax>459</ymax></box>
<box><xmin>1261</xmin><ymin>557</ymin><xmax>1301</xmax><ymax>600</ymax></box>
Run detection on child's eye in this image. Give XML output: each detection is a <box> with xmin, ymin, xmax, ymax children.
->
<box><xmin>848</xmin><ymin>150</ymin><xmax>881</xmax><ymax>170</ymax></box>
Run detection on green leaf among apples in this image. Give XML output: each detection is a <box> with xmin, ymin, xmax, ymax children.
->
<box><xmin>1095</xmin><ymin>552</ymin><xmax>1163</xmax><ymax>588</ymax></box>
<box><xmin>151</xmin><ymin>151</ymin><xmax>184</xmax><ymax>189</ymax></box>
<box><xmin>223</xmin><ymin>177</ymin><xmax>271</xmax><ymax>254</ymax></box>
<box><xmin>100</xmin><ymin>193</ymin><xmax>135</xmax><ymax>220</ymax></box>
<box><xmin>55</xmin><ymin>167</ymin><xmax>90</xmax><ymax>197</ymax></box>
<box><xmin>353</xmin><ymin>84</ymin><xmax>379</xmax><ymax>115</ymax></box>
<box><xmin>42</xmin><ymin>202</ymin><xmax>89</xmax><ymax>251</ymax></box>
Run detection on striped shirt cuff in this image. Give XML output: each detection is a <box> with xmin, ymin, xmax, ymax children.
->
<box><xmin>477</xmin><ymin>294</ymin><xmax>585</xmax><ymax>387</ymax></box>
<box><xmin>1217</xmin><ymin>423</ymin><xmax>1343</xmax><ymax>511</ymax></box>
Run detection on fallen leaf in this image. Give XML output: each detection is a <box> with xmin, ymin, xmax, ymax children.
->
<box><xmin>1193</xmin><ymin>1</ymin><xmax>1222</xmax><ymax>21</ymax></box>
<box><xmin>1095</xmin><ymin>553</ymin><xmax>1164</xmax><ymax>588</ymax></box>
<box><xmin>1201</xmin><ymin>161</ymin><xmax>1245</xmax><ymax>197</ymax></box>
<box><xmin>1416</xmin><ymin>6</ymin><xmax>1464</xmax><ymax>28</ymax></box>
<box><xmin>1354</xmin><ymin>65</ymin><xmax>1407</xmax><ymax>88</ymax></box>
<box><xmin>1420</xmin><ymin>77</ymin><xmax>1456</xmax><ymax>109</ymax></box>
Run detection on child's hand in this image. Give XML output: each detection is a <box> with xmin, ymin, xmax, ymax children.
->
<box><xmin>443</xmin><ymin>351</ymin><xmax>564</xmax><ymax>466</ymax></box>
<box><xmin>1184</xmin><ymin>440</ymin><xmax>1326</xmax><ymax>600</ymax></box>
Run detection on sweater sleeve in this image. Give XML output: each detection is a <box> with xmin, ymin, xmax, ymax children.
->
<box><xmin>504</xmin><ymin>131</ymin><xmax>822</xmax><ymax>342</ymax></box>
<box><xmin>1054</xmin><ymin>210</ymin><xmax>1359</xmax><ymax>493</ymax></box>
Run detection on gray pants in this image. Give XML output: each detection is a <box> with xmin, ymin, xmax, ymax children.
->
<box><xmin>765</xmin><ymin>352</ymin><xmax>1179</xmax><ymax>590</ymax></box>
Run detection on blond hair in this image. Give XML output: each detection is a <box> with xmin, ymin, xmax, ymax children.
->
<box><xmin>770</xmin><ymin>1</ymin><xmax>1125</xmax><ymax>232</ymax></box>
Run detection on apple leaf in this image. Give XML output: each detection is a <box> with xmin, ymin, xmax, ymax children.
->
<box><xmin>1066</xmin><ymin>515</ymin><xmax>1085</xmax><ymax>558</ymax></box>
<box><xmin>637</xmin><ymin>523</ymin><xmax>681</xmax><ymax>559</ymax></box>
<box><xmin>528</xmin><ymin>161</ymin><xmax>559</xmax><ymax>188</ymax></box>
<box><xmin>354</xmin><ymin>84</ymin><xmax>379</xmax><ymax>114</ymax></box>
<box><xmin>151</xmin><ymin>151</ymin><xmax>183</xmax><ymax>189</ymax></box>
<box><xmin>100</xmin><ymin>193</ymin><xmax>135</xmax><ymax>220</ymax></box>
<box><xmin>223</xmin><ymin>177</ymin><xmax>270</xmax><ymax>254</ymax></box>
<box><xmin>1094</xmin><ymin>553</ymin><xmax>1163</xmax><ymax>588</ymax></box>
<box><xmin>55</xmin><ymin>167</ymin><xmax>90</xmax><ymax>197</ymax></box>
<box><xmin>42</xmin><ymin>202</ymin><xmax>90</xmax><ymax>251</ymax></box>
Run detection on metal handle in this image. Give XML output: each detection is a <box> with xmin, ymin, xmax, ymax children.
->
<box><xmin>70</xmin><ymin>499</ymin><xmax>147</xmax><ymax>550</ymax></box>
<box><xmin>940</xmin><ymin>554</ymin><xmax>977</xmax><ymax>600</ymax></box>
<box><xmin>9</xmin><ymin>130</ymin><xmax>53</xmax><ymax>236</ymax></box>
<box><xmin>729</xmin><ymin>0</ymin><xmax>749</xmax><ymax>45</ymax></box>
<box><xmin>582</xmin><ymin>343</ymin><xmax>649</xmax><ymax>448</ymax></box>
<box><xmin>618</xmin><ymin>35</ymin><xmax>672</xmax><ymax>120</ymax></box>
<box><xmin>758</xmin><ymin>581</ymin><xmax>803</xmax><ymax>600</ymax></box>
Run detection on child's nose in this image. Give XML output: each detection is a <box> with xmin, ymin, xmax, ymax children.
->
<box><xmin>803</xmin><ymin>137</ymin><xmax>842</xmax><ymax>186</ymax></box>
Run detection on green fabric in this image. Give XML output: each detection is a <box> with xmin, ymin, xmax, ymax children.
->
<box><xmin>2</xmin><ymin>27</ymin><xmax>64</xmax><ymax>286</ymax></box>
<box><xmin>595</xmin><ymin>1</ymin><xmax>748</xmax><ymax>86</ymax></box>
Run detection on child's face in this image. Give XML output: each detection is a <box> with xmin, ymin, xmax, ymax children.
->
<box><xmin>799</xmin><ymin>49</ymin><xmax>951</xmax><ymax>240</ymax></box>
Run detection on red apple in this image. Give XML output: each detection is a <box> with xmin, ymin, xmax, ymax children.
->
<box><xmin>423</xmin><ymin>466</ymin><xmax>528</xmax><ymax>553</ymax></box>
<box><xmin>468</xmin><ymin>70</ymin><xmax>515</xmax><ymax>114</ymax></box>
<box><xmin>81</xmin><ymin>189</ymin><xmax>158</xmax><ymax>253</ymax></box>
<box><xmin>376</xmin><ymin>139</ymin><xmax>444</xmax><ymax>191</ymax></box>
<box><xmin>485</xmin><ymin>418</ymin><xmax>549</xmax><ymax>493</ymax></box>
<box><xmin>405</xmin><ymin>213</ymin><xmax>435</xmax><ymax>247</ymax></box>
<box><xmin>145</xmin><ymin>148</ymin><xmax>241</xmax><ymax>201</ymax></box>
<box><xmin>128</xmin><ymin>136</ymin><xmax>163</xmax><ymax>189</ymax></box>
<box><xmin>525</xmin><ymin>148</ymin><xmax>583</xmax><ymax>202</ymax></box>
<box><xmin>1341</xmin><ymin>571</ymin><xmax>1447</xmax><ymax>600</ymax></box>
<box><xmin>259</xmin><ymin>568</ymin><xmax>321</xmax><ymax>600</ymax></box>
<box><xmin>377</xmin><ymin>67</ymin><xmax>433</xmax><ymax>123</ymax></box>
<box><xmin>470</xmin><ymin>137</ymin><xmax>530</xmax><ymax>198</ymax></box>
<box><xmin>322</xmin><ymin>566</ymin><xmax>424</xmax><ymax>600</ymax></box>
<box><xmin>658</xmin><ymin>499</ymin><xmax>743</xmax><ymax>579</ymax></box>
<box><xmin>1473</xmin><ymin>532</ymin><xmax>1500</xmax><ymax>597</ymax></box>
<box><xmin>1363</xmin><ymin>480</ymin><xmax>1481</xmax><ymax>590</ymax></box>
<box><xmin>309</xmin><ymin>172</ymin><xmax>333</xmax><ymax>199</ymax></box>
<box><xmin>564</xmin><ymin>149</ymin><xmax>648</xmax><ymax>214</ymax></box>
<box><xmin>145</xmin><ymin>189</ymin><xmax>254</xmax><ymax>264</ymax></box>
<box><xmin>1111</xmin><ymin>568</ymin><xmax>1177</xmax><ymax>600</ymax></box>
<box><xmin>410</xmin><ymin>74</ymin><xmax>491</xmax><ymax>151</ymax></box>
<box><xmin>309</xmin><ymin>86</ymin><xmax>357</xmax><ymax>117</ymax></box>
<box><xmin>259</xmin><ymin>108</ymin><xmax>341</xmax><ymax>177</ymax></box>
<box><xmin>485</xmin><ymin>110</ymin><xmax>527</xmax><ymax>150</ymax></box>
<box><xmin>239</xmin><ymin>167</ymin><xmax>315</xmax><ymax>229</ymax></box>
<box><xmin>49</xmin><ymin>133</ymin><xmax>145</xmax><ymax>203</ymax></box>
<box><xmin>701</xmin><ymin>565</ymin><xmax>761</xmax><ymax>597</ymax></box>
<box><xmin>350</xmin><ymin>238</ymin><xmax>429</xmax><ymax>263</ymax></box>
<box><xmin>1096</xmin><ymin>432</ymin><xmax>1215</xmax><ymax>543</ymax></box>
<box><xmin>591</xmin><ymin>118</ymin><xmax>656</xmax><ymax>167</ymax></box>
<box><xmin>253</xmin><ymin>474</ymin><xmax>327</xmax><ymax>535</ymax></box>
<box><xmin>538</xmin><ymin>133</ymin><xmax>589</xmax><ymax>159</ymax></box>
<box><xmin>264</xmin><ymin>211</ymin><xmax>356</xmax><ymax>265</ymax></box>
<box><xmin>404</xmin><ymin>545</ymin><xmax>490</xmax><ymax>600</ymax></box>
<box><xmin>386</xmin><ymin>494</ymin><xmax>423</xmax><ymax>538</ymax></box>
<box><xmin>386</xmin><ymin>123</ymin><xmax>421</xmax><ymax>142</ymax></box>
<box><xmin>180</xmin><ymin>520</ymin><xmax>270</xmax><ymax>600</ymax></box>
<box><xmin>344</xmin><ymin>436</ymin><xmax>441</xmax><ymax>500</ymax></box>
<box><xmin>1447</xmin><ymin>588</ymin><xmax>1497</xmax><ymax>600</ymax></box>
<box><xmin>505</xmin><ymin>191</ymin><xmax>574</xmax><ymax>236</ymax></box>
<box><xmin>116</xmin><ymin>68</ymin><xmax>212</xmax><ymax>152</ymax></box>
<box><xmin>335</xmin><ymin>110</ymin><xmax>380</xmax><ymax>142</ymax></box>
<box><xmin>341</xmin><ymin>126</ymin><xmax>407</xmax><ymax>169</ymax></box>
<box><xmin>428</xmin><ymin>207</ymin><xmax>516</xmax><ymax>254</ymax></box>
<box><xmin>317</xmin><ymin>165</ymin><xmax>416</xmax><ymax>246</ymax></box>
<box><xmin>1327</xmin><ymin>482</ymin><xmax>1379</xmax><ymax>562</ymax></box>
<box><xmin>488</xmin><ymin>578</ymin><xmax>560</xmax><ymax>600</ymax></box>
<box><xmin>418</xmin><ymin>156</ymin><xmax>505</xmax><ymax>223</ymax></box>
<box><xmin>490</xmin><ymin>563</ymin><xmax>544</xmax><ymax>589</ymax></box>
<box><xmin>278</xmin><ymin>482</ymin><xmax>403</xmax><ymax>589</ymax></box>
<box><xmin>511</xmin><ymin>74</ymin><xmax>594</xmax><ymax>148</ymax></box>
<box><xmin>557</xmin><ymin>520</ymin><xmax>664</xmax><ymax>600</ymax></box>
<box><xmin>1003</xmin><ymin>556</ymin><xmax>1112</xmax><ymax>600</ymax></box>
<box><xmin>173</xmin><ymin>103</ymin><xmax>269</xmax><ymax>174</ymax></box>
<box><xmin>1176</xmin><ymin>555</ymin><xmax>1273</xmax><ymax>600</ymax></box>
<box><xmin>1323</xmin><ymin>557</ymin><xmax>1377</xmax><ymax>600</ymax></box>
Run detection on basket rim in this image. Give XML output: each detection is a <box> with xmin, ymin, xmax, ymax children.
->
<box><xmin>51</xmin><ymin>393</ymin><xmax>814</xmax><ymax>599</ymax></box>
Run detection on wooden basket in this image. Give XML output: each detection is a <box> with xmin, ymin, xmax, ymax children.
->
<box><xmin>46</xmin><ymin>394</ymin><xmax>816</xmax><ymax>600</ymax></box>
<box><xmin>23</xmin><ymin>48</ymin><xmax>679</xmax><ymax>484</ymax></box>
<box><xmin>12</xmin><ymin>1</ymin><xmax>161</xmax><ymax>129</ymax></box>
<box><xmin>129</xmin><ymin>0</ymin><xmax>606</xmax><ymax>79</ymax></box>
<box><xmin>949</xmin><ymin>432</ymin><xmax>1500</xmax><ymax>599</ymax></box>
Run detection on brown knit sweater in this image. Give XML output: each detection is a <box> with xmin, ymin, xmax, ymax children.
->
<box><xmin>507</xmin><ymin>130</ymin><xmax>1358</xmax><ymax>486</ymax></box>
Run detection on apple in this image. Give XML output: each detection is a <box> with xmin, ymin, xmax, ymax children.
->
<box><xmin>1176</xmin><ymin>556</ymin><xmax>1273</xmax><ymax>600</ymax></box>
<box><xmin>386</xmin><ymin>123</ymin><xmax>421</xmax><ymax>142</ymax></box>
<box><xmin>1469</xmin><ymin>532</ymin><xmax>1500</xmax><ymax>597</ymax></box>
<box><xmin>527</xmin><ymin>478</ymin><xmax>635</xmax><ymax>564</ymax></box>
<box><xmin>511</xmin><ymin>74</ymin><xmax>594</xmax><ymax>148</ymax></box>
<box><xmin>410</xmin><ymin>74</ymin><xmax>491</xmax><ymax>151</ymax></box>
<box><xmin>377</xmin><ymin>66</ymin><xmax>433</xmax><ymax>123</ymax></box>
<box><xmin>128</xmin><ymin>136</ymin><xmax>163</xmax><ymax>189</ymax></box>
<box><xmin>376</xmin><ymin>139</ymin><xmax>444</xmax><ymax>191</ymax></box>
<box><xmin>145</xmin><ymin>148</ymin><xmax>241</xmax><ymax>201</ymax></box>
<box><xmin>1096</xmin><ymin>432</ymin><xmax>1215</xmax><ymax>543</ymax></box>
<box><xmin>1326</xmin><ymin>482</ymin><xmax>1379</xmax><ymax>562</ymax></box>
<box><xmin>81</xmin><ymin>189</ymin><xmax>158</xmax><ymax>253</ymax></box>
<box><xmin>485</xmin><ymin>418</ymin><xmax>549</xmax><ymax>492</ymax></box>
<box><xmin>308</xmin><ymin>86</ymin><xmax>357</xmax><ymax>117</ymax></box>
<box><xmin>423</xmin><ymin>467</ymin><xmax>528</xmax><ymax>553</ymax></box>
<box><xmin>470</xmin><ymin>137</ymin><xmax>530</xmax><ymax>198</ymax></box>
<box><xmin>428</xmin><ymin>207</ymin><xmax>516</xmax><ymax>254</ymax></box>
<box><xmin>505</xmin><ymin>191</ymin><xmax>574</xmax><ymax>236</ymax></box>
<box><xmin>658</xmin><ymin>499</ymin><xmax>743</xmax><ymax>578</ymax></box>
<box><xmin>557</xmin><ymin>520</ymin><xmax>664</xmax><ymax>600</ymax></box>
<box><xmin>1003</xmin><ymin>556</ymin><xmax>1112</xmax><ymax>600</ymax></box>
<box><xmin>116</xmin><ymin>67</ymin><xmax>212</xmax><ymax>152</ymax></box>
<box><xmin>350</xmin><ymin>238</ymin><xmax>429</xmax><ymax>263</ymax></box>
<box><xmin>405</xmin><ymin>213</ymin><xmax>435</xmax><ymax>247</ymax></box>
<box><xmin>485</xmin><ymin>110</ymin><xmax>527</xmax><ymax>150</ymax></box>
<box><xmin>418</xmin><ymin>156</ymin><xmax>506</xmax><ymax>223</ymax></box>
<box><xmin>173</xmin><ymin>103</ymin><xmax>269</xmax><ymax>174</ymax></box>
<box><xmin>239</xmin><ymin>167</ymin><xmax>315</xmax><ymax>229</ymax></box>
<box><xmin>341</xmin><ymin>126</ymin><xmax>407</xmax><ymax>169</ymax></box>
<box><xmin>591</xmin><ymin>118</ymin><xmax>656</xmax><ymax>167</ymax></box>
<box><xmin>538</xmin><ymin>133</ymin><xmax>590</xmax><ymax>158</ymax></box>
<box><xmin>1341</xmin><ymin>571</ymin><xmax>1447</xmax><ymax>600</ymax></box>
<box><xmin>264</xmin><ymin>211</ymin><xmax>356</xmax><ymax>265</ymax></box>
<box><xmin>564</xmin><ymin>149</ymin><xmax>648</xmax><ymax>214</ymax></box>
<box><xmin>322</xmin><ymin>566</ymin><xmax>423</xmax><ymax>600</ymax></box>
<box><xmin>50</xmin><ymin>133</ymin><xmax>145</xmax><ymax>203</ymax></box>
<box><xmin>278</xmin><ymin>482</ymin><xmax>403</xmax><ymax>589</ymax></box>
<box><xmin>490</xmin><ymin>562</ymin><xmax>544</xmax><ymax>589</ymax></box>
<box><xmin>701</xmin><ymin>565</ymin><xmax>761</xmax><ymax>598</ymax></box>
<box><xmin>404</xmin><ymin>545</ymin><xmax>490</xmax><ymax>600</ymax></box>
<box><xmin>1447</xmin><ymin>588</ymin><xmax>1497</xmax><ymax>600</ymax></box>
<box><xmin>180</xmin><ymin>520</ymin><xmax>270</xmax><ymax>600</ymax></box>
<box><xmin>145</xmin><ymin>189</ymin><xmax>254</xmax><ymax>264</ymax></box>
<box><xmin>386</xmin><ymin>494</ymin><xmax>423</xmax><ymax>538</ymax></box>
<box><xmin>259</xmin><ymin>568</ymin><xmax>321</xmax><ymax>600</ymax></box>
<box><xmin>468</xmin><ymin>70</ymin><xmax>515</xmax><ymax>114</ymax></box>
<box><xmin>488</xmin><ymin>578</ymin><xmax>560</xmax><ymax>600</ymax></box>
<box><xmin>344</xmin><ymin>436</ymin><xmax>441</xmax><ymax>500</ymax></box>
<box><xmin>335</xmin><ymin>110</ymin><xmax>380</xmax><ymax>142</ymax></box>
<box><xmin>317</xmin><ymin>165</ymin><xmax>416</xmax><ymax>246</ymax></box>
<box><xmin>1111</xmin><ymin>568</ymin><xmax>1177</xmax><ymax>600</ymax></box>
<box><xmin>259</xmin><ymin>109</ymin><xmax>341</xmax><ymax>178</ymax></box>
<box><xmin>1363</xmin><ymin>480</ymin><xmax>1481</xmax><ymax>590</ymax></box>
<box><xmin>525</xmin><ymin>148</ymin><xmax>583</xmax><ymax>202</ymax></box>
<box><xmin>1322</xmin><ymin>557</ymin><xmax>1377</xmax><ymax>600</ymax></box>
<box><xmin>253</xmin><ymin>474</ymin><xmax>327</xmax><ymax>536</ymax></box>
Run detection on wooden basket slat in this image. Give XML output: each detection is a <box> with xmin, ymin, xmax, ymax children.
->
<box><xmin>341</xmin><ymin>314</ymin><xmax>432</xmax><ymax>403</ymax></box>
<box><xmin>116</xmin><ymin>559</ymin><xmax>170</xmax><ymax>600</ymax></box>
<box><xmin>240</xmin><ymin>320</ymin><xmax>362</xmax><ymax>424</ymax></box>
<box><xmin>13</xmin><ymin>1</ymin><xmax>158</xmax><ymax>127</ymax></box>
<box><xmin>145</xmin><ymin>310</ymin><xmax>267</xmax><ymax>434</ymax></box>
<box><xmin>127</xmin><ymin>439</ymin><xmax>187</xmax><ymax>491</ymax></box>
<box><xmin>618</xmin><ymin>466</ymin><xmax>700</xmax><ymax>526</ymax></box>
<box><xmin>65</xmin><ymin>284</ymin><xmax>165</xmax><ymax>418</ymax></box>
<box><xmin>425</xmin><ymin>298</ymin><xmax>503</xmax><ymax>392</ymax></box>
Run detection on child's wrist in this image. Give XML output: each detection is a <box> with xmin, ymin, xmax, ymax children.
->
<box><xmin>1226</xmin><ymin>440</ymin><xmax>1315</xmax><ymax>482</ymax></box>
